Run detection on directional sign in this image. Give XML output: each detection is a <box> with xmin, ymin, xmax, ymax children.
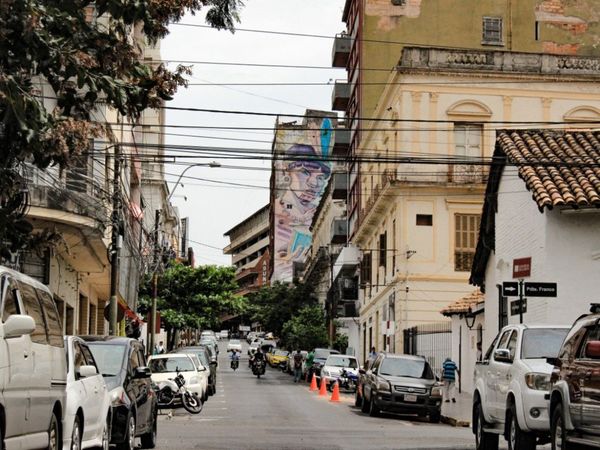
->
<box><xmin>502</xmin><ymin>281</ymin><xmax>519</xmax><ymax>297</ymax></box>
<box><xmin>524</xmin><ymin>282</ymin><xmax>557</xmax><ymax>298</ymax></box>
<box><xmin>510</xmin><ymin>299</ymin><xmax>527</xmax><ymax>316</ymax></box>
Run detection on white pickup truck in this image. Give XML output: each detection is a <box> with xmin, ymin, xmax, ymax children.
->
<box><xmin>472</xmin><ymin>324</ymin><xmax>569</xmax><ymax>450</ymax></box>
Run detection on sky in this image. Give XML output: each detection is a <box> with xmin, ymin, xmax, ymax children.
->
<box><xmin>161</xmin><ymin>0</ymin><xmax>347</xmax><ymax>266</ymax></box>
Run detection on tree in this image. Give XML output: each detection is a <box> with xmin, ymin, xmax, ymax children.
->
<box><xmin>0</xmin><ymin>0</ymin><xmax>243</xmax><ymax>258</ymax></box>
<box><xmin>280</xmin><ymin>304</ymin><xmax>328</xmax><ymax>351</ymax></box>
<box><xmin>248</xmin><ymin>281</ymin><xmax>318</xmax><ymax>339</ymax></box>
<box><xmin>138</xmin><ymin>263</ymin><xmax>245</xmax><ymax>349</ymax></box>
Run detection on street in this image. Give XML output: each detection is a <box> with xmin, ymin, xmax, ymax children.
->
<box><xmin>155</xmin><ymin>342</ymin><xmax>477</xmax><ymax>450</ymax></box>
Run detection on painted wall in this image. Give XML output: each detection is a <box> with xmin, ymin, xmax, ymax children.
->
<box><xmin>271</xmin><ymin>116</ymin><xmax>334</xmax><ymax>283</ymax></box>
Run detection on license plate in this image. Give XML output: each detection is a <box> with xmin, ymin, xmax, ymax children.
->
<box><xmin>404</xmin><ymin>394</ymin><xmax>417</xmax><ymax>402</ymax></box>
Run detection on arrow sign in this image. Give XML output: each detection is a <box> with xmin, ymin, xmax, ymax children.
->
<box><xmin>524</xmin><ymin>282</ymin><xmax>557</xmax><ymax>298</ymax></box>
<box><xmin>502</xmin><ymin>281</ymin><xmax>519</xmax><ymax>297</ymax></box>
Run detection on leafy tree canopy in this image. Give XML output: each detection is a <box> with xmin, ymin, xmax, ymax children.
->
<box><xmin>0</xmin><ymin>0</ymin><xmax>243</xmax><ymax>257</ymax></box>
<box><xmin>247</xmin><ymin>281</ymin><xmax>318</xmax><ymax>339</ymax></box>
<box><xmin>138</xmin><ymin>263</ymin><xmax>246</xmax><ymax>332</ymax></box>
<box><xmin>280</xmin><ymin>304</ymin><xmax>328</xmax><ymax>351</ymax></box>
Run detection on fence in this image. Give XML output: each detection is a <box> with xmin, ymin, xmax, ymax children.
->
<box><xmin>403</xmin><ymin>322</ymin><xmax>452</xmax><ymax>379</ymax></box>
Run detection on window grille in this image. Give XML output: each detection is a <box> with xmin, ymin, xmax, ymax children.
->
<box><xmin>482</xmin><ymin>17</ymin><xmax>503</xmax><ymax>45</ymax></box>
<box><xmin>454</xmin><ymin>213</ymin><xmax>480</xmax><ymax>272</ymax></box>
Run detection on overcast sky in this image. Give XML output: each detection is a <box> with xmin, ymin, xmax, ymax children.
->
<box><xmin>162</xmin><ymin>0</ymin><xmax>346</xmax><ymax>266</ymax></box>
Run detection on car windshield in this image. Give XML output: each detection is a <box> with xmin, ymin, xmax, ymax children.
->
<box><xmin>275</xmin><ymin>350</ymin><xmax>288</xmax><ymax>356</ymax></box>
<box><xmin>86</xmin><ymin>343</ymin><xmax>126</xmax><ymax>377</ymax></box>
<box><xmin>314</xmin><ymin>349</ymin><xmax>338</xmax><ymax>360</ymax></box>
<box><xmin>521</xmin><ymin>328</ymin><xmax>569</xmax><ymax>359</ymax></box>
<box><xmin>186</xmin><ymin>350</ymin><xmax>209</xmax><ymax>367</ymax></box>
<box><xmin>229</xmin><ymin>340</ymin><xmax>240</xmax><ymax>345</ymax></box>
<box><xmin>325</xmin><ymin>356</ymin><xmax>358</xmax><ymax>368</ymax></box>
<box><xmin>378</xmin><ymin>358</ymin><xmax>434</xmax><ymax>379</ymax></box>
<box><xmin>149</xmin><ymin>357</ymin><xmax>196</xmax><ymax>373</ymax></box>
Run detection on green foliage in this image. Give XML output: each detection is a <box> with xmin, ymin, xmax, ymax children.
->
<box><xmin>0</xmin><ymin>0</ymin><xmax>243</xmax><ymax>256</ymax></box>
<box><xmin>138</xmin><ymin>263</ymin><xmax>245</xmax><ymax>333</ymax></box>
<box><xmin>333</xmin><ymin>332</ymin><xmax>348</xmax><ymax>354</ymax></box>
<box><xmin>280</xmin><ymin>305</ymin><xmax>328</xmax><ymax>351</ymax></box>
<box><xmin>247</xmin><ymin>281</ymin><xmax>318</xmax><ymax>339</ymax></box>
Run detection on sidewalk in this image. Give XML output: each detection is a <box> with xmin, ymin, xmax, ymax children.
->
<box><xmin>440</xmin><ymin>391</ymin><xmax>472</xmax><ymax>427</ymax></box>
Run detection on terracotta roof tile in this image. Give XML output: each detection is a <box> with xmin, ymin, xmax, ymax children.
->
<box><xmin>497</xmin><ymin>130</ymin><xmax>600</xmax><ymax>211</ymax></box>
<box><xmin>440</xmin><ymin>290</ymin><xmax>484</xmax><ymax>316</ymax></box>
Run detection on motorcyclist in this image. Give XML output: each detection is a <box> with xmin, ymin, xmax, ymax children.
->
<box><xmin>230</xmin><ymin>349</ymin><xmax>240</xmax><ymax>370</ymax></box>
<box><xmin>251</xmin><ymin>348</ymin><xmax>265</xmax><ymax>370</ymax></box>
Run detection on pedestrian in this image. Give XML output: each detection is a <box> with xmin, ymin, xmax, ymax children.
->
<box><xmin>369</xmin><ymin>346</ymin><xmax>377</xmax><ymax>358</ymax></box>
<box><xmin>154</xmin><ymin>341</ymin><xmax>165</xmax><ymax>355</ymax></box>
<box><xmin>305</xmin><ymin>349</ymin><xmax>315</xmax><ymax>381</ymax></box>
<box><xmin>442</xmin><ymin>357</ymin><xmax>460</xmax><ymax>403</ymax></box>
<box><xmin>292</xmin><ymin>350</ymin><xmax>304</xmax><ymax>383</ymax></box>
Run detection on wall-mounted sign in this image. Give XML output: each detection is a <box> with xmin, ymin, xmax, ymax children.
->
<box><xmin>513</xmin><ymin>257</ymin><xmax>531</xmax><ymax>279</ymax></box>
<box><xmin>502</xmin><ymin>281</ymin><xmax>519</xmax><ymax>297</ymax></box>
<box><xmin>524</xmin><ymin>282</ymin><xmax>557</xmax><ymax>298</ymax></box>
<box><xmin>510</xmin><ymin>299</ymin><xmax>527</xmax><ymax>316</ymax></box>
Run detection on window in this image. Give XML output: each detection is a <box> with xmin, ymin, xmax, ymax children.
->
<box><xmin>73</xmin><ymin>342</ymin><xmax>87</xmax><ymax>379</ymax></box>
<box><xmin>361</xmin><ymin>252</ymin><xmax>372</xmax><ymax>287</ymax></box>
<box><xmin>129</xmin><ymin>347</ymin><xmax>141</xmax><ymax>372</ymax></box>
<box><xmin>453</xmin><ymin>124</ymin><xmax>484</xmax><ymax>183</ymax></box>
<box><xmin>482</xmin><ymin>17</ymin><xmax>503</xmax><ymax>45</ymax></box>
<box><xmin>416</xmin><ymin>214</ymin><xmax>433</xmax><ymax>226</ymax></box>
<box><xmin>36</xmin><ymin>289</ymin><xmax>63</xmax><ymax>347</ymax></box>
<box><xmin>379</xmin><ymin>232</ymin><xmax>387</xmax><ymax>267</ymax></box>
<box><xmin>17</xmin><ymin>281</ymin><xmax>48</xmax><ymax>344</ymax></box>
<box><xmin>455</xmin><ymin>213</ymin><xmax>480</xmax><ymax>272</ymax></box>
<box><xmin>2</xmin><ymin>278</ymin><xmax>20</xmax><ymax>322</ymax></box>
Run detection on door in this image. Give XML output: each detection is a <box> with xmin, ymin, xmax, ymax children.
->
<box><xmin>558</xmin><ymin>327</ymin><xmax>587</xmax><ymax>429</ymax></box>
<box><xmin>490</xmin><ymin>329</ymin><xmax>515</xmax><ymax>420</ymax></box>
<box><xmin>577</xmin><ymin>325</ymin><xmax>600</xmax><ymax>437</ymax></box>
<box><xmin>74</xmin><ymin>341</ymin><xmax>103</xmax><ymax>440</ymax></box>
<box><xmin>134</xmin><ymin>347</ymin><xmax>152</xmax><ymax>431</ymax></box>
<box><xmin>0</xmin><ymin>276</ymin><xmax>32</xmax><ymax>440</ymax></box>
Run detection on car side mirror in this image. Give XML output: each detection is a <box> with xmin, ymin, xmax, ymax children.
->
<box><xmin>546</xmin><ymin>357</ymin><xmax>562</xmax><ymax>367</ymax></box>
<box><xmin>358</xmin><ymin>368</ymin><xmax>366</xmax><ymax>375</ymax></box>
<box><xmin>3</xmin><ymin>314</ymin><xmax>36</xmax><ymax>338</ymax></box>
<box><xmin>494</xmin><ymin>349</ymin><xmax>512</xmax><ymax>363</ymax></box>
<box><xmin>134</xmin><ymin>366</ymin><xmax>152</xmax><ymax>379</ymax></box>
<box><xmin>78</xmin><ymin>365</ymin><xmax>98</xmax><ymax>378</ymax></box>
<box><xmin>585</xmin><ymin>341</ymin><xmax>600</xmax><ymax>359</ymax></box>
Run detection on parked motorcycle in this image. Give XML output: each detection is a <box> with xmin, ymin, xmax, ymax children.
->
<box><xmin>231</xmin><ymin>358</ymin><xmax>239</xmax><ymax>371</ymax></box>
<box><xmin>332</xmin><ymin>368</ymin><xmax>358</xmax><ymax>392</ymax></box>
<box><xmin>252</xmin><ymin>359</ymin><xmax>266</xmax><ymax>379</ymax></box>
<box><xmin>156</xmin><ymin>370</ymin><xmax>203</xmax><ymax>414</ymax></box>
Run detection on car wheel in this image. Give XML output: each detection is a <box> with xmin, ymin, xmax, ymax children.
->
<box><xmin>140</xmin><ymin>409</ymin><xmax>157</xmax><ymax>449</ymax></box>
<box><xmin>360</xmin><ymin>391</ymin><xmax>370</xmax><ymax>413</ymax></box>
<box><xmin>368</xmin><ymin>394</ymin><xmax>380</xmax><ymax>417</ymax></box>
<box><xmin>474</xmin><ymin>401</ymin><xmax>498</xmax><ymax>450</ymax></box>
<box><xmin>507</xmin><ymin>404</ymin><xmax>535</xmax><ymax>450</ymax></box>
<box><xmin>100</xmin><ymin>415</ymin><xmax>111</xmax><ymax>450</ymax></box>
<box><xmin>429</xmin><ymin>410</ymin><xmax>441</xmax><ymax>423</ymax></box>
<box><xmin>551</xmin><ymin>403</ymin><xmax>573</xmax><ymax>450</ymax></box>
<box><xmin>70</xmin><ymin>416</ymin><xmax>82</xmax><ymax>450</ymax></box>
<box><xmin>116</xmin><ymin>414</ymin><xmax>136</xmax><ymax>450</ymax></box>
<box><xmin>48</xmin><ymin>413</ymin><xmax>60</xmax><ymax>450</ymax></box>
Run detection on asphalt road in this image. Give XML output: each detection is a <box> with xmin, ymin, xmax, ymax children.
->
<box><xmin>154</xmin><ymin>341</ymin><xmax>484</xmax><ymax>450</ymax></box>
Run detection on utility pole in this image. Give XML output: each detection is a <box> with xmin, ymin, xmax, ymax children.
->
<box><xmin>148</xmin><ymin>209</ymin><xmax>161</xmax><ymax>355</ymax></box>
<box><xmin>109</xmin><ymin>145</ymin><xmax>122</xmax><ymax>336</ymax></box>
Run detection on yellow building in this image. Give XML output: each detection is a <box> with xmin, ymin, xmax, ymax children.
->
<box><xmin>334</xmin><ymin>0</ymin><xmax>600</xmax><ymax>364</ymax></box>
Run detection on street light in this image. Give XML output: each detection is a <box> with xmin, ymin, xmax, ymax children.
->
<box><xmin>167</xmin><ymin>161</ymin><xmax>221</xmax><ymax>202</ymax></box>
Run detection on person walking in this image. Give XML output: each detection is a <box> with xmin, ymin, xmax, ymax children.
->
<box><xmin>369</xmin><ymin>346</ymin><xmax>377</xmax><ymax>359</ymax></box>
<box><xmin>154</xmin><ymin>341</ymin><xmax>165</xmax><ymax>355</ymax></box>
<box><xmin>292</xmin><ymin>350</ymin><xmax>304</xmax><ymax>383</ymax></box>
<box><xmin>442</xmin><ymin>357</ymin><xmax>460</xmax><ymax>403</ymax></box>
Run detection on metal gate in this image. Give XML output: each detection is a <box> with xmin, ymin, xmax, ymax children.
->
<box><xmin>403</xmin><ymin>322</ymin><xmax>452</xmax><ymax>379</ymax></box>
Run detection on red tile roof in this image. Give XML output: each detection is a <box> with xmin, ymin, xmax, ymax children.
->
<box><xmin>440</xmin><ymin>290</ymin><xmax>484</xmax><ymax>316</ymax></box>
<box><xmin>497</xmin><ymin>130</ymin><xmax>600</xmax><ymax>211</ymax></box>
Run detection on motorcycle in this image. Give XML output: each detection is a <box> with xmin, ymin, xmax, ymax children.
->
<box><xmin>252</xmin><ymin>358</ymin><xmax>266</xmax><ymax>378</ymax></box>
<box><xmin>231</xmin><ymin>358</ymin><xmax>239</xmax><ymax>371</ymax></box>
<box><xmin>332</xmin><ymin>368</ymin><xmax>358</xmax><ymax>392</ymax></box>
<box><xmin>156</xmin><ymin>370</ymin><xmax>203</xmax><ymax>414</ymax></box>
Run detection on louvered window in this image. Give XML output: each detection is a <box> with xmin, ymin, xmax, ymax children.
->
<box><xmin>482</xmin><ymin>17</ymin><xmax>503</xmax><ymax>45</ymax></box>
<box><xmin>454</xmin><ymin>214</ymin><xmax>480</xmax><ymax>272</ymax></box>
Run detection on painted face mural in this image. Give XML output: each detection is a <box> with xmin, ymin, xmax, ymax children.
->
<box><xmin>272</xmin><ymin>117</ymin><xmax>333</xmax><ymax>282</ymax></box>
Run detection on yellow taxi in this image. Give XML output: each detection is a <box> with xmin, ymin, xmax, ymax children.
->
<box><xmin>267</xmin><ymin>349</ymin><xmax>290</xmax><ymax>368</ymax></box>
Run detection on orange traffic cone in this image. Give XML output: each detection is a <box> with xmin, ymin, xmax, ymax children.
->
<box><xmin>330</xmin><ymin>381</ymin><xmax>340</xmax><ymax>402</ymax></box>
<box><xmin>309</xmin><ymin>374</ymin><xmax>317</xmax><ymax>391</ymax></box>
<box><xmin>318</xmin><ymin>377</ymin><xmax>327</xmax><ymax>396</ymax></box>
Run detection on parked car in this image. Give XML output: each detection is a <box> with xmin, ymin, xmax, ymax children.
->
<box><xmin>549</xmin><ymin>304</ymin><xmax>600</xmax><ymax>450</ymax></box>
<box><xmin>360</xmin><ymin>352</ymin><xmax>443</xmax><ymax>423</ymax></box>
<box><xmin>201</xmin><ymin>330</ymin><xmax>216</xmax><ymax>339</ymax></box>
<box><xmin>219</xmin><ymin>330</ymin><xmax>229</xmax><ymax>340</ymax></box>
<box><xmin>0</xmin><ymin>266</ymin><xmax>67</xmax><ymax>449</ymax></box>
<box><xmin>200</xmin><ymin>337</ymin><xmax>219</xmax><ymax>355</ymax></box>
<box><xmin>260</xmin><ymin>340</ymin><xmax>277</xmax><ymax>354</ymax></box>
<box><xmin>267</xmin><ymin>349</ymin><xmax>290</xmax><ymax>368</ymax></box>
<box><xmin>355</xmin><ymin>355</ymin><xmax>378</xmax><ymax>407</ymax></box>
<box><xmin>200</xmin><ymin>342</ymin><xmax>218</xmax><ymax>367</ymax></box>
<box><xmin>308</xmin><ymin>348</ymin><xmax>340</xmax><ymax>381</ymax></box>
<box><xmin>472</xmin><ymin>324</ymin><xmax>569</xmax><ymax>450</ymax></box>
<box><xmin>227</xmin><ymin>339</ymin><xmax>242</xmax><ymax>353</ymax></box>
<box><xmin>64</xmin><ymin>336</ymin><xmax>112</xmax><ymax>450</ymax></box>
<box><xmin>83</xmin><ymin>336</ymin><xmax>157</xmax><ymax>450</ymax></box>
<box><xmin>248</xmin><ymin>338</ymin><xmax>262</xmax><ymax>356</ymax></box>
<box><xmin>180</xmin><ymin>346</ymin><xmax>218</xmax><ymax>395</ymax></box>
<box><xmin>320</xmin><ymin>354</ymin><xmax>359</xmax><ymax>386</ymax></box>
<box><xmin>148</xmin><ymin>354</ymin><xmax>208</xmax><ymax>402</ymax></box>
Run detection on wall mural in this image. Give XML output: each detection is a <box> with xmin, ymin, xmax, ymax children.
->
<box><xmin>272</xmin><ymin>115</ymin><xmax>333</xmax><ymax>283</ymax></box>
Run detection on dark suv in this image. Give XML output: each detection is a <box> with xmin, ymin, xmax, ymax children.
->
<box><xmin>359</xmin><ymin>352</ymin><xmax>443</xmax><ymax>423</ymax></box>
<box><xmin>83</xmin><ymin>336</ymin><xmax>157</xmax><ymax>450</ymax></box>
<box><xmin>548</xmin><ymin>304</ymin><xmax>600</xmax><ymax>450</ymax></box>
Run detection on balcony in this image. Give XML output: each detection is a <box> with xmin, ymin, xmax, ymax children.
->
<box><xmin>337</xmin><ymin>301</ymin><xmax>358</xmax><ymax>318</ymax></box>
<box><xmin>332</xmin><ymin>33</ymin><xmax>351</xmax><ymax>68</ymax></box>
<box><xmin>331</xmin><ymin>172</ymin><xmax>348</xmax><ymax>200</ymax></box>
<box><xmin>332</xmin><ymin>128</ymin><xmax>350</xmax><ymax>157</ymax></box>
<box><xmin>330</xmin><ymin>218</ymin><xmax>348</xmax><ymax>244</ymax></box>
<box><xmin>332</xmin><ymin>81</ymin><xmax>350</xmax><ymax>111</ymax></box>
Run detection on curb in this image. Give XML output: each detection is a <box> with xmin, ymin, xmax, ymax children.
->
<box><xmin>441</xmin><ymin>415</ymin><xmax>470</xmax><ymax>428</ymax></box>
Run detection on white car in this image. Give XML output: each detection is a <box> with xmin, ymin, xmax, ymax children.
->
<box><xmin>320</xmin><ymin>354</ymin><xmax>359</xmax><ymax>385</ymax></box>
<box><xmin>227</xmin><ymin>339</ymin><xmax>242</xmax><ymax>353</ymax></box>
<box><xmin>64</xmin><ymin>336</ymin><xmax>112</xmax><ymax>450</ymax></box>
<box><xmin>248</xmin><ymin>338</ymin><xmax>262</xmax><ymax>356</ymax></box>
<box><xmin>148</xmin><ymin>354</ymin><xmax>209</xmax><ymax>402</ymax></box>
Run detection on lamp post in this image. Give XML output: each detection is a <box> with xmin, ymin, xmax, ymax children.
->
<box><xmin>167</xmin><ymin>161</ymin><xmax>221</xmax><ymax>202</ymax></box>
